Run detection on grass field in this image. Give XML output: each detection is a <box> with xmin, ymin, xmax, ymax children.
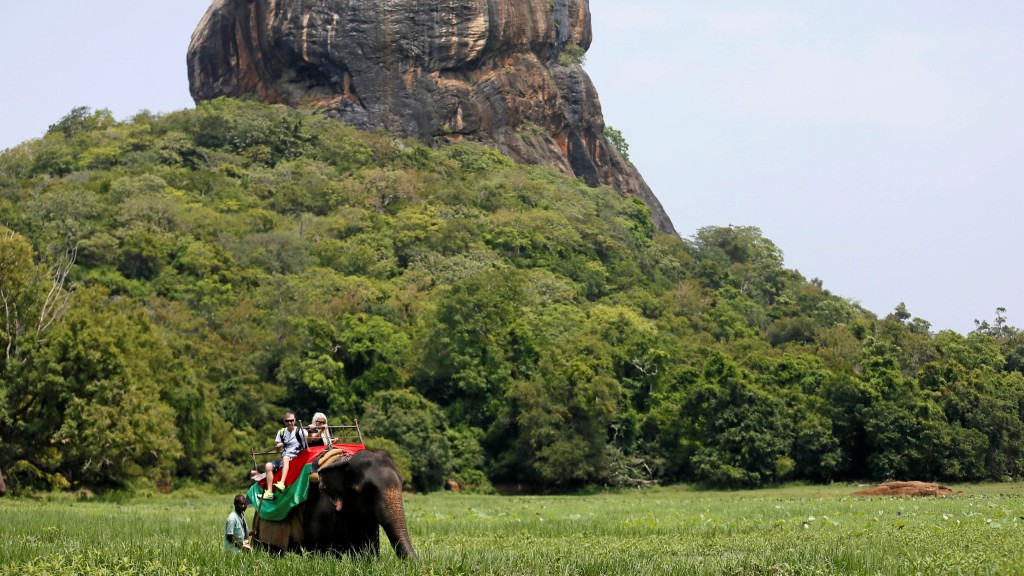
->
<box><xmin>1</xmin><ymin>483</ymin><xmax>1022</xmax><ymax>575</ymax></box>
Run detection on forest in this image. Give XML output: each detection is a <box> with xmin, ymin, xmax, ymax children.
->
<box><xmin>1</xmin><ymin>99</ymin><xmax>1022</xmax><ymax>493</ymax></box>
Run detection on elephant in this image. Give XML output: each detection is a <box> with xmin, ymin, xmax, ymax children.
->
<box><xmin>252</xmin><ymin>449</ymin><xmax>416</xmax><ymax>559</ymax></box>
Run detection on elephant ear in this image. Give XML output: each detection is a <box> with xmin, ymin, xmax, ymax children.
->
<box><xmin>317</xmin><ymin>456</ymin><xmax>352</xmax><ymax>495</ymax></box>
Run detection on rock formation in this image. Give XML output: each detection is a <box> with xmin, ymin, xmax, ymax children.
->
<box><xmin>187</xmin><ymin>0</ymin><xmax>676</xmax><ymax>233</ymax></box>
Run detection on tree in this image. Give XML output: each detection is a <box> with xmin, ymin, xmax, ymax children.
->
<box><xmin>445</xmin><ymin>426</ymin><xmax>492</xmax><ymax>492</ymax></box>
<box><xmin>47</xmin><ymin>107</ymin><xmax>115</xmax><ymax>139</ymax></box>
<box><xmin>681</xmin><ymin>353</ymin><xmax>792</xmax><ymax>487</ymax></box>
<box><xmin>416</xmin><ymin>269</ymin><xmax>525</xmax><ymax>427</ymax></box>
<box><xmin>505</xmin><ymin>349</ymin><xmax>620</xmax><ymax>486</ymax></box>
<box><xmin>603</xmin><ymin>126</ymin><xmax>629</xmax><ymax>161</ymax></box>
<box><xmin>0</xmin><ymin>226</ymin><xmax>74</xmax><ymax>363</ymax></box>
<box><xmin>558</xmin><ymin>42</ymin><xmax>587</xmax><ymax>66</ymax></box>
<box><xmin>973</xmin><ymin>307</ymin><xmax>1018</xmax><ymax>340</ymax></box>
<box><xmin>2</xmin><ymin>287</ymin><xmax>183</xmax><ymax>489</ymax></box>
<box><xmin>693</xmin><ymin>226</ymin><xmax>786</xmax><ymax>305</ymax></box>
<box><xmin>360</xmin><ymin>389</ymin><xmax>451</xmax><ymax>492</ymax></box>
<box><xmin>921</xmin><ymin>332</ymin><xmax>1024</xmax><ymax>479</ymax></box>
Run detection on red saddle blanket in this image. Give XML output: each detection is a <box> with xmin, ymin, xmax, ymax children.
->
<box><xmin>258</xmin><ymin>443</ymin><xmax>365</xmax><ymax>489</ymax></box>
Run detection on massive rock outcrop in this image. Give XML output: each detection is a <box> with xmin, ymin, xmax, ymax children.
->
<box><xmin>187</xmin><ymin>0</ymin><xmax>675</xmax><ymax>233</ymax></box>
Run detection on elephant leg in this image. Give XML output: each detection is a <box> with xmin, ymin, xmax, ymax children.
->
<box><xmin>349</xmin><ymin>529</ymin><xmax>380</xmax><ymax>556</ymax></box>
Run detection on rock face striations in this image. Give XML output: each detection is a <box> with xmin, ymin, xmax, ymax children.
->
<box><xmin>188</xmin><ymin>0</ymin><xmax>675</xmax><ymax>233</ymax></box>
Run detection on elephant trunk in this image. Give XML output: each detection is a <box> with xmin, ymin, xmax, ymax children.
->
<box><xmin>377</xmin><ymin>486</ymin><xmax>416</xmax><ymax>559</ymax></box>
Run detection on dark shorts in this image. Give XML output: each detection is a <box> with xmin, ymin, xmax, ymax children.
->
<box><xmin>269</xmin><ymin>460</ymin><xmax>283</xmax><ymax>471</ymax></box>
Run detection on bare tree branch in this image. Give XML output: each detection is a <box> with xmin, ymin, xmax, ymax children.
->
<box><xmin>1</xmin><ymin>287</ymin><xmax>14</xmax><ymax>360</ymax></box>
<box><xmin>36</xmin><ymin>243</ymin><xmax>76</xmax><ymax>335</ymax></box>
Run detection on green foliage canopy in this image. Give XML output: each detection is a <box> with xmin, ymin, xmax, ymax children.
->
<box><xmin>2</xmin><ymin>100</ymin><xmax>1022</xmax><ymax>492</ymax></box>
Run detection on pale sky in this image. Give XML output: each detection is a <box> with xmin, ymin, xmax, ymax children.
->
<box><xmin>1</xmin><ymin>1</ymin><xmax>1021</xmax><ymax>333</ymax></box>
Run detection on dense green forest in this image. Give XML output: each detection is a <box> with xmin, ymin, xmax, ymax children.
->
<box><xmin>2</xmin><ymin>99</ymin><xmax>1022</xmax><ymax>493</ymax></box>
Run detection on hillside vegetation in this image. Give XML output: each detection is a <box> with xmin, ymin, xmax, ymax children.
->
<box><xmin>1</xmin><ymin>99</ymin><xmax>1023</xmax><ymax>492</ymax></box>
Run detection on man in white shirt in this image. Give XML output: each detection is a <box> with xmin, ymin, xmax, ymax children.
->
<box><xmin>263</xmin><ymin>411</ymin><xmax>307</xmax><ymax>500</ymax></box>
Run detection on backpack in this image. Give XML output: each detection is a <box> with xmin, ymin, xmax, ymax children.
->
<box><xmin>278</xmin><ymin>427</ymin><xmax>308</xmax><ymax>451</ymax></box>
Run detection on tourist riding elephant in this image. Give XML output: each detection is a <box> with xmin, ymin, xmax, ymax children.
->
<box><xmin>300</xmin><ymin>449</ymin><xmax>416</xmax><ymax>558</ymax></box>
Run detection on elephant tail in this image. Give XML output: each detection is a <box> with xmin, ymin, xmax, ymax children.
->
<box><xmin>377</xmin><ymin>485</ymin><xmax>417</xmax><ymax>559</ymax></box>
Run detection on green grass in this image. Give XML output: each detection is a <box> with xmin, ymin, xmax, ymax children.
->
<box><xmin>1</xmin><ymin>484</ymin><xmax>1023</xmax><ymax>575</ymax></box>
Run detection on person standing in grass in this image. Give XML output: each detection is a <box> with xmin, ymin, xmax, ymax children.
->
<box><xmin>224</xmin><ymin>495</ymin><xmax>251</xmax><ymax>552</ymax></box>
<box><xmin>263</xmin><ymin>411</ymin><xmax>307</xmax><ymax>501</ymax></box>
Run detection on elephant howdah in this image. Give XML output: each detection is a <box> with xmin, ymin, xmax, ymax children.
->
<box><xmin>247</xmin><ymin>443</ymin><xmax>365</xmax><ymax>521</ymax></box>
<box><xmin>249</xmin><ymin>445</ymin><xmax>416</xmax><ymax>558</ymax></box>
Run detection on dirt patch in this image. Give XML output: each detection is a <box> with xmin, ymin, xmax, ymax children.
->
<box><xmin>853</xmin><ymin>481</ymin><xmax>963</xmax><ymax>497</ymax></box>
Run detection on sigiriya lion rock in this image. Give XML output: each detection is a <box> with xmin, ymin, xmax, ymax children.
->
<box><xmin>187</xmin><ymin>0</ymin><xmax>675</xmax><ymax>233</ymax></box>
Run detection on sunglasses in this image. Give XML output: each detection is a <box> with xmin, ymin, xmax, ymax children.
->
<box><xmin>315</xmin><ymin>421</ymin><xmax>326</xmax><ymax>425</ymax></box>
<box><xmin>284</xmin><ymin>419</ymin><xmax>295</xmax><ymax>423</ymax></box>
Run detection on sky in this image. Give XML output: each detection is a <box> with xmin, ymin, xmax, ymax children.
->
<box><xmin>1</xmin><ymin>1</ymin><xmax>1021</xmax><ymax>333</ymax></box>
